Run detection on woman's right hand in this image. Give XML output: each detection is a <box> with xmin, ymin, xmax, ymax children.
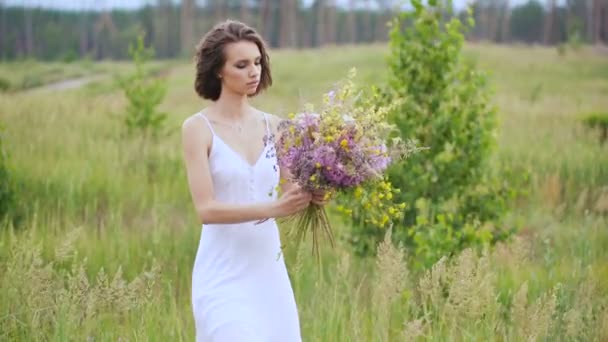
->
<box><xmin>272</xmin><ymin>187</ymin><xmax>312</xmax><ymax>218</ymax></box>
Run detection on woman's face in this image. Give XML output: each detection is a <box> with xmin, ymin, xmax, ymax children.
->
<box><xmin>219</xmin><ymin>40</ymin><xmax>262</xmax><ymax>97</ymax></box>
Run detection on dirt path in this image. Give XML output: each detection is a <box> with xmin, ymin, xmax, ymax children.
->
<box><xmin>23</xmin><ymin>74</ymin><xmax>107</xmax><ymax>94</ymax></box>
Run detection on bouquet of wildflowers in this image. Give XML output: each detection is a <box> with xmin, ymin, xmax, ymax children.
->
<box><xmin>276</xmin><ymin>69</ymin><xmax>422</xmax><ymax>261</ymax></box>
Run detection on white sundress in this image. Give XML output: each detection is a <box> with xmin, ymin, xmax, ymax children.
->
<box><xmin>191</xmin><ymin>111</ymin><xmax>302</xmax><ymax>342</ymax></box>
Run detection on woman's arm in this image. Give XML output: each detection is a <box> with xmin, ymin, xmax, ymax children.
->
<box><xmin>182</xmin><ymin>115</ymin><xmax>310</xmax><ymax>225</ymax></box>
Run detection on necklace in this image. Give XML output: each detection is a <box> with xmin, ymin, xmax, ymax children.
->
<box><xmin>223</xmin><ymin>121</ymin><xmax>244</xmax><ymax>132</ymax></box>
<box><xmin>210</xmin><ymin>118</ymin><xmax>246</xmax><ymax>132</ymax></box>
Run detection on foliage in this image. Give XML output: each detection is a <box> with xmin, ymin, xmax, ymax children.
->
<box><xmin>558</xmin><ymin>17</ymin><xmax>584</xmax><ymax>56</ymax></box>
<box><xmin>0</xmin><ymin>44</ymin><xmax>607</xmax><ymax>340</ymax></box>
<box><xmin>581</xmin><ymin>113</ymin><xmax>608</xmax><ymax>145</ymax></box>
<box><xmin>510</xmin><ymin>0</ymin><xmax>545</xmax><ymax>43</ymax></box>
<box><xmin>0</xmin><ymin>229</ymin><xmax>162</xmax><ymax>339</ymax></box>
<box><xmin>115</xmin><ymin>34</ymin><xmax>169</xmax><ymax>181</ymax></box>
<box><xmin>343</xmin><ymin>0</ymin><xmax>515</xmax><ymax>267</ymax></box>
<box><xmin>0</xmin><ymin>125</ymin><xmax>11</xmax><ymax>218</ymax></box>
<box><xmin>116</xmin><ymin>34</ymin><xmax>168</xmax><ymax>143</ymax></box>
<box><xmin>0</xmin><ymin>77</ymin><xmax>10</xmax><ymax>92</ymax></box>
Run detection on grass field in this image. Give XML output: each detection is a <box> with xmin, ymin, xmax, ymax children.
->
<box><xmin>0</xmin><ymin>43</ymin><xmax>607</xmax><ymax>341</ymax></box>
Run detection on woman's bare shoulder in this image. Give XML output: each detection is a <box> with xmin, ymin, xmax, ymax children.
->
<box><xmin>181</xmin><ymin>110</ymin><xmax>212</xmax><ymax>146</ymax></box>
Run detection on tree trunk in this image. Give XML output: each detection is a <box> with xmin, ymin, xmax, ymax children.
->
<box><xmin>347</xmin><ymin>0</ymin><xmax>357</xmax><ymax>44</ymax></box>
<box><xmin>543</xmin><ymin>0</ymin><xmax>556</xmax><ymax>44</ymax></box>
<box><xmin>181</xmin><ymin>0</ymin><xmax>195</xmax><ymax>55</ymax></box>
<box><xmin>260</xmin><ymin>0</ymin><xmax>274</xmax><ymax>43</ymax></box>
<box><xmin>592</xmin><ymin>0</ymin><xmax>603</xmax><ymax>43</ymax></box>
<box><xmin>23</xmin><ymin>6</ymin><xmax>34</xmax><ymax>57</ymax></box>
<box><xmin>214</xmin><ymin>0</ymin><xmax>225</xmax><ymax>22</ymax></box>
<box><xmin>80</xmin><ymin>7</ymin><xmax>89</xmax><ymax>57</ymax></box>
<box><xmin>0</xmin><ymin>1</ymin><xmax>6</xmax><ymax>59</ymax></box>
<box><xmin>259</xmin><ymin>0</ymin><xmax>269</xmax><ymax>36</ymax></box>
<box><xmin>604</xmin><ymin>1</ymin><xmax>608</xmax><ymax>43</ymax></box>
<box><xmin>375</xmin><ymin>0</ymin><xmax>391</xmax><ymax>42</ymax></box>
<box><xmin>279</xmin><ymin>0</ymin><xmax>297</xmax><ymax>47</ymax></box>
<box><xmin>316</xmin><ymin>0</ymin><xmax>326</xmax><ymax>46</ymax></box>
<box><xmin>240</xmin><ymin>0</ymin><xmax>249</xmax><ymax>24</ymax></box>
<box><xmin>587</xmin><ymin>0</ymin><xmax>595</xmax><ymax>42</ymax></box>
<box><xmin>488</xmin><ymin>5</ymin><xmax>500</xmax><ymax>41</ymax></box>
<box><xmin>326</xmin><ymin>0</ymin><xmax>336</xmax><ymax>45</ymax></box>
<box><xmin>478</xmin><ymin>2</ymin><xmax>489</xmax><ymax>41</ymax></box>
<box><xmin>501</xmin><ymin>0</ymin><xmax>511</xmax><ymax>42</ymax></box>
<box><xmin>362</xmin><ymin>0</ymin><xmax>372</xmax><ymax>42</ymax></box>
<box><xmin>155</xmin><ymin>0</ymin><xmax>171</xmax><ymax>58</ymax></box>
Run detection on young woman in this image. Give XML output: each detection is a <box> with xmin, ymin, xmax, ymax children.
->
<box><xmin>181</xmin><ymin>20</ymin><xmax>327</xmax><ymax>341</ymax></box>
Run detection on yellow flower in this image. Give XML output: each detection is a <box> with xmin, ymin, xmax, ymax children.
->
<box><xmin>325</xmin><ymin>136</ymin><xmax>335</xmax><ymax>143</ymax></box>
<box><xmin>309</xmin><ymin>175</ymin><xmax>316</xmax><ymax>181</ymax></box>
<box><xmin>381</xmin><ymin>215</ymin><xmax>389</xmax><ymax>225</ymax></box>
<box><xmin>315</xmin><ymin>163</ymin><xmax>321</xmax><ymax>168</ymax></box>
<box><xmin>354</xmin><ymin>187</ymin><xmax>363</xmax><ymax>198</ymax></box>
<box><xmin>340</xmin><ymin>139</ymin><xmax>348</xmax><ymax>149</ymax></box>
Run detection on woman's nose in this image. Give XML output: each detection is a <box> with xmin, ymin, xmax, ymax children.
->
<box><xmin>249</xmin><ymin>66</ymin><xmax>260</xmax><ymax>77</ymax></box>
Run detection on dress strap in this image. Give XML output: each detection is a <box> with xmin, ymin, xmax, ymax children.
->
<box><xmin>198</xmin><ymin>112</ymin><xmax>216</xmax><ymax>136</ymax></box>
<box><xmin>262</xmin><ymin>112</ymin><xmax>270</xmax><ymax>136</ymax></box>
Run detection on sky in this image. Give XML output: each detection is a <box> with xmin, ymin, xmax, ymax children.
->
<box><xmin>4</xmin><ymin>0</ymin><xmax>549</xmax><ymax>12</ymax></box>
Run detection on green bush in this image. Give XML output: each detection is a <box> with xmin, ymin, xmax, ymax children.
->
<box><xmin>116</xmin><ymin>34</ymin><xmax>168</xmax><ymax>143</ymax></box>
<box><xmin>0</xmin><ymin>77</ymin><xmax>11</xmax><ymax>92</ymax></box>
<box><xmin>345</xmin><ymin>0</ymin><xmax>515</xmax><ymax>268</ymax></box>
<box><xmin>115</xmin><ymin>34</ymin><xmax>169</xmax><ymax>182</ymax></box>
<box><xmin>0</xmin><ymin>123</ymin><xmax>14</xmax><ymax>222</ymax></box>
<box><xmin>581</xmin><ymin>113</ymin><xmax>608</xmax><ymax>145</ymax></box>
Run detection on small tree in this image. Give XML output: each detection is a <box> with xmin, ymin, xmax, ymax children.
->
<box><xmin>582</xmin><ymin>113</ymin><xmax>608</xmax><ymax>145</ymax></box>
<box><xmin>345</xmin><ymin>0</ymin><xmax>514</xmax><ymax>268</ymax></box>
<box><xmin>116</xmin><ymin>34</ymin><xmax>168</xmax><ymax>147</ymax></box>
<box><xmin>116</xmin><ymin>34</ymin><xmax>169</xmax><ymax>179</ymax></box>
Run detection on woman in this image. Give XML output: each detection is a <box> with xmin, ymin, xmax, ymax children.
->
<box><xmin>182</xmin><ymin>20</ymin><xmax>327</xmax><ymax>341</ymax></box>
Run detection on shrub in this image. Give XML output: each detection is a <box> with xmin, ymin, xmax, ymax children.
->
<box><xmin>115</xmin><ymin>34</ymin><xmax>169</xmax><ymax>181</ymax></box>
<box><xmin>581</xmin><ymin>113</ymin><xmax>608</xmax><ymax>145</ymax></box>
<box><xmin>344</xmin><ymin>0</ymin><xmax>514</xmax><ymax>267</ymax></box>
<box><xmin>0</xmin><ymin>123</ymin><xmax>15</xmax><ymax>222</ymax></box>
<box><xmin>0</xmin><ymin>77</ymin><xmax>11</xmax><ymax>92</ymax></box>
<box><xmin>116</xmin><ymin>34</ymin><xmax>168</xmax><ymax>144</ymax></box>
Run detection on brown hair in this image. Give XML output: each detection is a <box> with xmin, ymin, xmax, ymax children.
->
<box><xmin>194</xmin><ymin>20</ymin><xmax>272</xmax><ymax>101</ymax></box>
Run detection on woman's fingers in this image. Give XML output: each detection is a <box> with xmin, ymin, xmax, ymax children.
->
<box><xmin>311</xmin><ymin>190</ymin><xmax>332</xmax><ymax>205</ymax></box>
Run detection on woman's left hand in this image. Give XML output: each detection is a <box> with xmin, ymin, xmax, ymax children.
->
<box><xmin>311</xmin><ymin>190</ymin><xmax>333</xmax><ymax>206</ymax></box>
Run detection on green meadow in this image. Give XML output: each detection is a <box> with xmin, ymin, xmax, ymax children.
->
<box><xmin>1</xmin><ymin>43</ymin><xmax>607</xmax><ymax>340</ymax></box>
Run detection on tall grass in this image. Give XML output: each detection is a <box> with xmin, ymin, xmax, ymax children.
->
<box><xmin>0</xmin><ymin>43</ymin><xmax>607</xmax><ymax>340</ymax></box>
